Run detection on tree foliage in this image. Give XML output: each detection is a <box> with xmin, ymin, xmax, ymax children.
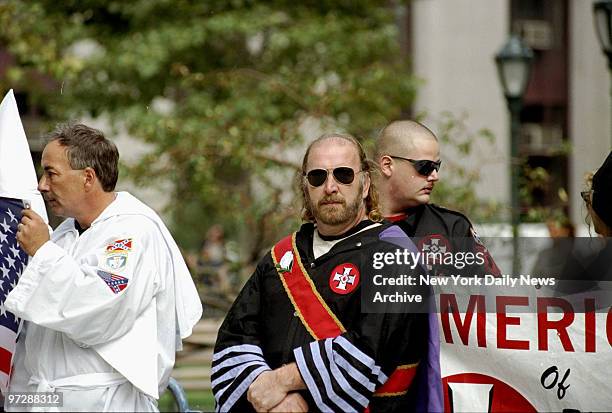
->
<box><xmin>1</xmin><ymin>0</ymin><xmax>418</xmax><ymax>264</ymax></box>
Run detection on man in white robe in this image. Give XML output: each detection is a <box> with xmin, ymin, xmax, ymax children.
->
<box><xmin>5</xmin><ymin>123</ymin><xmax>202</xmax><ymax>411</ymax></box>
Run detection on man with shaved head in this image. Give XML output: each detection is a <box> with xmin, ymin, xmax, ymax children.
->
<box><xmin>376</xmin><ymin>120</ymin><xmax>500</xmax><ymax>276</ymax></box>
<box><xmin>374</xmin><ymin>121</ymin><xmax>499</xmax><ymax>413</ymax></box>
<box><xmin>212</xmin><ymin>133</ymin><xmax>429</xmax><ymax>412</ymax></box>
<box><xmin>377</xmin><ymin>121</ymin><xmax>441</xmax><ymax>214</ymax></box>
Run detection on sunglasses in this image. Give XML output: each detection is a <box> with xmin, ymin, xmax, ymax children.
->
<box><xmin>389</xmin><ymin>156</ymin><xmax>442</xmax><ymax>176</ymax></box>
<box><xmin>304</xmin><ymin>167</ymin><xmax>359</xmax><ymax>187</ymax></box>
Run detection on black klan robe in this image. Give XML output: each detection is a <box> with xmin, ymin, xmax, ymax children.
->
<box><xmin>212</xmin><ymin>221</ymin><xmax>429</xmax><ymax>412</ymax></box>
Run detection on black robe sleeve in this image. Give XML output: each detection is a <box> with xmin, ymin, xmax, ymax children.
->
<box><xmin>211</xmin><ymin>257</ymin><xmax>272</xmax><ymax>412</ymax></box>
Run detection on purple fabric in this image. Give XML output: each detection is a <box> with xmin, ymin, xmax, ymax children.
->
<box><xmin>379</xmin><ymin>225</ymin><xmax>422</xmax><ymax>255</ymax></box>
<box><xmin>418</xmin><ymin>311</ymin><xmax>443</xmax><ymax>412</ymax></box>
<box><xmin>379</xmin><ymin>225</ymin><xmax>444</xmax><ymax>412</ymax></box>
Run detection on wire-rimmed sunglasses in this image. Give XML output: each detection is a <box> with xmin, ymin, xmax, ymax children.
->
<box><xmin>304</xmin><ymin>167</ymin><xmax>359</xmax><ymax>187</ymax></box>
<box><xmin>389</xmin><ymin>156</ymin><xmax>441</xmax><ymax>176</ymax></box>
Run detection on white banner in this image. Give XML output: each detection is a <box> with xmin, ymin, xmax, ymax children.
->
<box><xmin>437</xmin><ymin>283</ymin><xmax>612</xmax><ymax>412</ymax></box>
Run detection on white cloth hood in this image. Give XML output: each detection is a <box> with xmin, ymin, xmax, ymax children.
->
<box><xmin>0</xmin><ymin>89</ymin><xmax>48</xmax><ymax>222</ymax></box>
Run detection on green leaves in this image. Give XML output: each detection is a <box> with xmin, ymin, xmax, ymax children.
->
<box><xmin>2</xmin><ymin>0</ymin><xmax>416</xmax><ymax>262</ymax></box>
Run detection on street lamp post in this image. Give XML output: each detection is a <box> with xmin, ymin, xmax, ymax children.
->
<box><xmin>593</xmin><ymin>0</ymin><xmax>612</xmax><ymax>147</ymax></box>
<box><xmin>495</xmin><ymin>34</ymin><xmax>534</xmax><ymax>276</ymax></box>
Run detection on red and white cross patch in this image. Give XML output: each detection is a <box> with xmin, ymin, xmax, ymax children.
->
<box><xmin>329</xmin><ymin>263</ymin><xmax>360</xmax><ymax>295</ymax></box>
<box><xmin>106</xmin><ymin>238</ymin><xmax>132</xmax><ymax>253</ymax></box>
<box><xmin>418</xmin><ymin>234</ymin><xmax>452</xmax><ymax>271</ymax></box>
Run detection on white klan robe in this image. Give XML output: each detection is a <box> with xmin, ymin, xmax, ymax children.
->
<box><xmin>5</xmin><ymin>192</ymin><xmax>202</xmax><ymax>411</ymax></box>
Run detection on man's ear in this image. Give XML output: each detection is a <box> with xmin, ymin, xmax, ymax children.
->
<box><xmin>83</xmin><ymin>167</ymin><xmax>97</xmax><ymax>191</ymax></box>
<box><xmin>379</xmin><ymin>155</ymin><xmax>393</xmax><ymax>178</ymax></box>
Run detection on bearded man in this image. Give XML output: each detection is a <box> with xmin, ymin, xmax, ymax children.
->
<box><xmin>212</xmin><ymin>133</ymin><xmax>429</xmax><ymax>412</ymax></box>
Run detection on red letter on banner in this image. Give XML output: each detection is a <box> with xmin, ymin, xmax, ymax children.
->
<box><xmin>585</xmin><ymin>298</ymin><xmax>596</xmax><ymax>353</ymax></box>
<box><xmin>497</xmin><ymin>296</ymin><xmax>529</xmax><ymax>350</ymax></box>
<box><xmin>537</xmin><ymin>297</ymin><xmax>575</xmax><ymax>352</ymax></box>
<box><xmin>440</xmin><ymin>294</ymin><xmax>486</xmax><ymax>347</ymax></box>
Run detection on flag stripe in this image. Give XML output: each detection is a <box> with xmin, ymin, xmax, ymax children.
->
<box><xmin>0</xmin><ymin>346</ymin><xmax>11</xmax><ymax>374</ymax></box>
<box><xmin>0</xmin><ymin>370</ymin><xmax>9</xmax><ymax>394</ymax></box>
<box><xmin>0</xmin><ymin>325</ymin><xmax>17</xmax><ymax>352</ymax></box>
<box><xmin>0</xmin><ymin>197</ymin><xmax>29</xmax><ymax>388</ymax></box>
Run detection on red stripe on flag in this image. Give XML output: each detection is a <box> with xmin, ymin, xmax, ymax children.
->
<box><xmin>0</xmin><ymin>346</ymin><xmax>12</xmax><ymax>374</ymax></box>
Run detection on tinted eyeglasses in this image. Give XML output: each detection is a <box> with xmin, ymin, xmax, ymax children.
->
<box><xmin>389</xmin><ymin>156</ymin><xmax>441</xmax><ymax>176</ymax></box>
<box><xmin>304</xmin><ymin>167</ymin><xmax>359</xmax><ymax>187</ymax></box>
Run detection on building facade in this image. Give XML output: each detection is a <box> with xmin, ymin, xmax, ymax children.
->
<box><xmin>408</xmin><ymin>0</ymin><xmax>609</xmax><ymax>230</ymax></box>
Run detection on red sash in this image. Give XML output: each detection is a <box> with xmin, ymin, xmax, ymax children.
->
<box><xmin>272</xmin><ymin>233</ymin><xmax>418</xmax><ymax>398</ymax></box>
<box><xmin>271</xmin><ymin>233</ymin><xmax>346</xmax><ymax>339</ymax></box>
<box><xmin>373</xmin><ymin>363</ymin><xmax>418</xmax><ymax>396</ymax></box>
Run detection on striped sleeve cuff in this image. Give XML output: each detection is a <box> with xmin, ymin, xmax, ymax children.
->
<box><xmin>293</xmin><ymin>336</ymin><xmax>388</xmax><ymax>412</ymax></box>
<box><xmin>211</xmin><ymin>344</ymin><xmax>271</xmax><ymax>412</ymax></box>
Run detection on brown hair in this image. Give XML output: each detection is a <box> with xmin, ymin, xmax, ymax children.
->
<box><xmin>47</xmin><ymin>123</ymin><xmax>119</xmax><ymax>191</ymax></box>
<box><xmin>300</xmin><ymin>133</ymin><xmax>383</xmax><ymax>223</ymax></box>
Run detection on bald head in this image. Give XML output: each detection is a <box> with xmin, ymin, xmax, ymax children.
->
<box><xmin>375</xmin><ymin>120</ymin><xmax>441</xmax><ymax>214</ymax></box>
<box><xmin>302</xmin><ymin>133</ymin><xmax>363</xmax><ymax>174</ymax></box>
<box><xmin>375</xmin><ymin>120</ymin><xmax>437</xmax><ymax>160</ymax></box>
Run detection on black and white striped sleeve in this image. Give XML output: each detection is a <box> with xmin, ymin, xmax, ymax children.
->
<box><xmin>211</xmin><ymin>344</ymin><xmax>271</xmax><ymax>412</ymax></box>
<box><xmin>211</xmin><ymin>257</ymin><xmax>272</xmax><ymax>412</ymax></box>
<box><xmin>293</xmin><ymin>335</ymin><xmax>388</xmax><ymax>412</ymax></box>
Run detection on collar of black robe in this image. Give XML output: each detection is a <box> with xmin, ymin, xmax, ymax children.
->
<box><xmin>316</xmin><ymin>219</ymin><xmax>375</xmax><ymax>241</ymax></box>
<box><xmin>74</xmin><ymin>219</ymin><xmax>88</xmax><ymax>235</ymax></box>
<box><xmin>385</xmin><ymin>204</ymin><xmax>426</xmax><ymax>237</ymax></box>
<box><xmin>385</xmin><ymin>204</ymin><xmax>423</xmax><ymax>223</ymax></box>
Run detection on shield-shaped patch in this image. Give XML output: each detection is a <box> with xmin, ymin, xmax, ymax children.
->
<box><xmin>106</xmin><ymin>253</ymin><xmax>127</xmax><ymax>270</ymax></box>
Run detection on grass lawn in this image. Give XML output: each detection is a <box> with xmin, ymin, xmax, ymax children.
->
<box><xmin>159</xmin><ymin>389</ymin><xmax>215</xmax><ymax>412</ymax></box>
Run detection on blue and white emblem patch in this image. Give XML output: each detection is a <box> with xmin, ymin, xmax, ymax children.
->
<box><xmin>106</xmin><ymin>253</ymin><xmax>127</xmax><ymax>270</ymax></box>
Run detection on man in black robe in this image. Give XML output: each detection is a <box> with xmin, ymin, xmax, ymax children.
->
<box><xmin>213</xmin><ymin>133</ymin><xmax>429</xmax><ymax>412</ymax></box>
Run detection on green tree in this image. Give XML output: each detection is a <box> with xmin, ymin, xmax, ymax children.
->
<box><xmin>1</xmin><ymin>0</ymin><xmax>418</xmax><ymax>268</ymax></box>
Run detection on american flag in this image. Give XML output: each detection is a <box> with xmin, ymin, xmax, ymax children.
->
<box><xmin>0</xmin><ymin>197</ymin><xmax>27</xmax><ymax>387</ymax></box>
<box><xmin>96</xmin><ymin>270</ymin><xmax>129</xmax><ymax>294</ymax></box>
